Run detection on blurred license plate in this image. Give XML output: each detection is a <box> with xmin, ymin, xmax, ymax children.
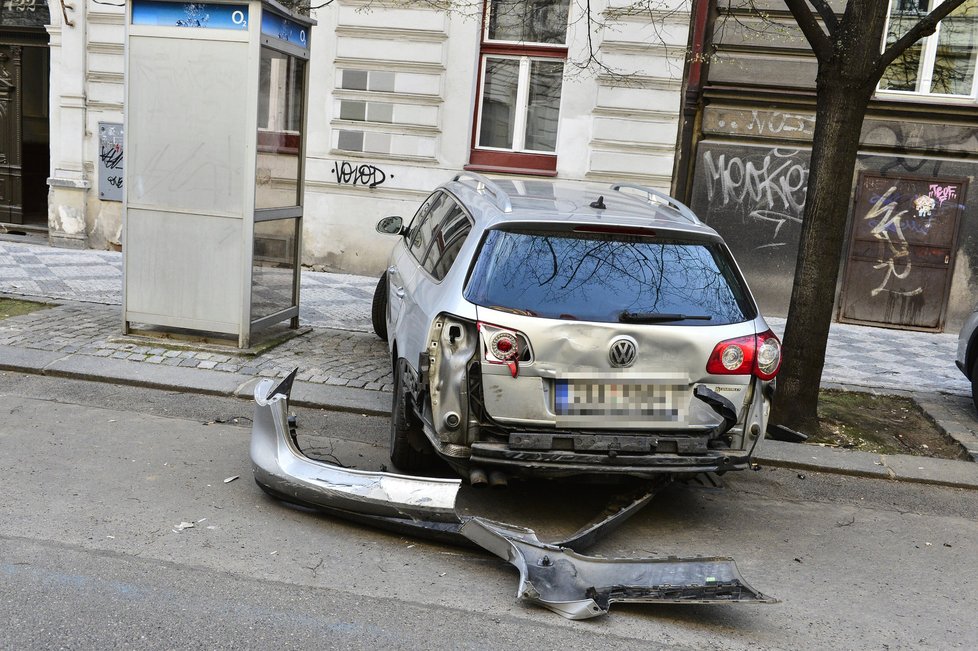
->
<box><xmin>554</xmin><ymin>379</ymin><xmax>686</xmax><ymax>423</ymax></box>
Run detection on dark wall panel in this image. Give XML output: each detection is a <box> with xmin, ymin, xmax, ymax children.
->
<box><xmin>689</xmin><ymin>141</ymin><xmax>812</xmax><ymax>316</ymax></box>
<box><xmin>689</xmin><ymin>139</ymin><xmax>978</xmax><ymax>330</ymax></box>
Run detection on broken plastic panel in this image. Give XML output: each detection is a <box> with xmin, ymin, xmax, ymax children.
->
<box><xmin>250</xmin><ymin>371</ymin><xmax>776</xmax><ymax>619</ymax></box>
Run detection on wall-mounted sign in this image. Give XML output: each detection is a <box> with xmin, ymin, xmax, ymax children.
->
<box><xmin>261</xmin><ymin>11</ymin><xmax>307</xmax><ymax>48</ymax></box>
<box><xmin>98</xmin><ymin>123</ymin><xmax>124</xmax><ymax>202</ymax></box>
<box><xmin>131</xmin><ymin>0</ymin><xmax>248</xmax><ymax>30</ymax></box>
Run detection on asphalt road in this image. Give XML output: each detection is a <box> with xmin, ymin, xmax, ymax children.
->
<box><xmin>2</xmin><ymin>371</ymin><xmax>977</xmax><ymax>650</ymax></box>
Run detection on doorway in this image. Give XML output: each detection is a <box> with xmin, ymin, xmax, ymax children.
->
<box><xmin>0</xmin><ymin>42</ymin><xmax>49</xmax><ymax>229</ymax></box>
<box><xmin>838</xmin><ymin>172</ymin><xmax>966</xmax><ymax>332</ymax></box>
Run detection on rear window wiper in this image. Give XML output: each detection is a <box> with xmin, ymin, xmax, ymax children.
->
<box><xmin>618</xmin><ymin>311</ymin><xmax>713</xmax><ymax>323</ymax></box>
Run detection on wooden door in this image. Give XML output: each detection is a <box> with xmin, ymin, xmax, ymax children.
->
<box><xmin>0</xmin><ymin>44</ymin><xmax>23</xmax><ymax>224</ymax></box>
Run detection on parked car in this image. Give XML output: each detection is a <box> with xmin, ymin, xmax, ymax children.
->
<box><xmin>955</xmin><ymin>308</ymin><xmax>978</xmax><ymax>411</ymax></box>
<box><xmin>372</xmin><ymin>173</ymin><xmax>780</xmax><ymax>483</ymax></box>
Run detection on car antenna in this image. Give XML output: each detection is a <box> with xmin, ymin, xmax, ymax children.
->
<box><xmin>589</xmin><ymin>195</ymin><xmax>606</xmax><ymax>210</ymax></box>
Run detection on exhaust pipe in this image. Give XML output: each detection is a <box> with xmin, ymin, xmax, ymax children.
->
<box><xmin>488</xmin><ymin>470</ymin><xmax>508</xmax><ymax>489</ymax></box>
<box><xmin>469</xmin><ymin>467</ymin><xmax>488</xmax><ymax>487</ymax></box>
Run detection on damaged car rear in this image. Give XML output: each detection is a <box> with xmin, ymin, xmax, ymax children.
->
<box><xmin>374</xmin><ymin>174</ymin><xmax>780</xmax><ymax>482</ymax></box>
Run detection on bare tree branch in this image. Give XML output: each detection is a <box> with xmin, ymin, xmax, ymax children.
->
<box><xmin>807</xmin><ymin>0</ymin><xmax>839</xmax><ymax>36</ymax></box>
<box><xmin>782</xmin><ymin>0</ymin><xmax>832</xmax><ymax>60</ymax></box>
<box><xmin>872</xmin><ymin>0</ymin><xmax>971</xmax><ymax>82</ymax></box>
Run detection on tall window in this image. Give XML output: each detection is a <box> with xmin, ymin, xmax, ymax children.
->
<box><xmin>879</xmin><ymin>0</ymin><xmax>978</xmax><ymax>99</ymax></box>
<box><xmin>468</xmin><ymin>0</ymin><xmax>571</xmax><ymax>175</ymax></box>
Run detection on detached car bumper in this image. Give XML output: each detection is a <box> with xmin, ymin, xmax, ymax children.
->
<box><xmin>249</xmin><ymin>372</ymin><xmax>776</xmax><ymax>618</ymax></box>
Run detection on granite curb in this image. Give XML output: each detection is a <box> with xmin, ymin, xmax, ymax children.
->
<box><xmin>3</xmin><ymin>343</ymin><xmax>977</xmax><ymax>490</ymax></box>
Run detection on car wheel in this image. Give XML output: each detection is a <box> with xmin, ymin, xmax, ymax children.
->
<box><xmin>371</xmin><ymin>274</ymin><xmax>388</xmax><ymax>341</ymax></box>
<box><xmin>390</xmin><ymin>358</ymin><xmax>436</xmax><ymax>473</ymax></box>
<box><xmin>971</xmin><ymin>357</ymin><xmax>978</xmax><ymax>414</ymax></box>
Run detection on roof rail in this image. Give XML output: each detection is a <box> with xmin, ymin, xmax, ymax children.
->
<box><xmin>453</xmin><ymin>172</ymin><xmax>513</xmax><ymax>213</ymax></box>
<box><xmin>610</xmin><ymin>183</ymin><xmax>701</xmax><ymax>225</ymax></box>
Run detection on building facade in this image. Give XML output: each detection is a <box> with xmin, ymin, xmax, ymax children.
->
<box><xmin>681</xmin><ymin>0</ymin><xmax>978</xmax><ymax>332</ymax></box>
<box><xmin>20</xmin><ymin>0</ymin><xmax>691</xmax><ymax>273</ymax></box>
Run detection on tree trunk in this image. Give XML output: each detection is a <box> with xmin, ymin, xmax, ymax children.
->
<box><xmin>771</xmin><ymin>69</ymin><xmax>874</xmax><ymax>433</ymax></box>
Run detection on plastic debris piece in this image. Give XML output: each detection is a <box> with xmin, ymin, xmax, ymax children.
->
<box><xmin>224</xmin><ymin>476</ymin><xmax>239</xmax><ymax>484</ymax></box>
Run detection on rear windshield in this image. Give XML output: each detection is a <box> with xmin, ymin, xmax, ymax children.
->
<box><xmin>463</xmin><ymin>228</ymin><xmax>754</xmax><ymax>325</ymax></box>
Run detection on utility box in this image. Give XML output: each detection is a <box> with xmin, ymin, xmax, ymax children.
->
<box><xmin>123</xmin><ymin>0</ymin><xmax>313</xmax><ymax>347</ymax></box>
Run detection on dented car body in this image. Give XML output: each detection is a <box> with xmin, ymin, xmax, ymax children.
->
<box><xmin>375</xmin><ymin>174</ymin><xmax>780</xmax><ymax>481</ymax></box>
<box><xmin>250</xmin><ymin>375</ymin><xmax>776</xmax><ymax>619</ymax></box>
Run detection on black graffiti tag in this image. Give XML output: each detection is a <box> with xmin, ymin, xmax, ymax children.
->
<box><xmin>333</xmin><ymin>162</ymin><xmax>388</xmax><ymax>188</ymax></box>
<box><xmin>100</xmin><ymin>144</ymin><xmax>124</xmax><ymax>170</ymax></box>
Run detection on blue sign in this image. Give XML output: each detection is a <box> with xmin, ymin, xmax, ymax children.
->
<box><xmin>261</xmin><ymin>11</ymin><xmax>308</xmax><ymax>48</ymax></box>
<box><xmin>132</xmin><ymin>1</ymin><xmax>249</xmax><ymax>30</ymax></box>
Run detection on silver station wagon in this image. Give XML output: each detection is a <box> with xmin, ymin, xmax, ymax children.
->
<box><xmin>372</xmin><ymin>173</ymin><xmax>781</xmax><ymax>484</ymax></box>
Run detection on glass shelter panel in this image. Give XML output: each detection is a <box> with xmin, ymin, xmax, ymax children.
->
<box><xmin>251</xmin><ymin>217</ymin><xmax>299</xmax><ymax>321</ymax></box>
<box><xmin>256</xmin><ymin>48</ymin><xmax>304</xmax><ymax>209</ymax></box>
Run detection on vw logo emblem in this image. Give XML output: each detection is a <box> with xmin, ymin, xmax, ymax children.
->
<box><xmin>609</xmin><ymin>337</ymin><xmax>637</xmax><ymax>368</ymax></box>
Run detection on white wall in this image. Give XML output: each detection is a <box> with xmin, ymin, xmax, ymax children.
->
<box><xmin>49</xmin><ymin>0</ymin><xmax>691</xmax><ymax>274</ymax></box>
<box><xmin>301</xmin><ymin>0</ymin><xmax>691</xmax><ymax>275</ymax></box>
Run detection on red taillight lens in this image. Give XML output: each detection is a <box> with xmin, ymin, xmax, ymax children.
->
<box><xmin>706</xmin><ymin>330</ymin><xmax>781</xmax><ymax>380</ymax></box>
<box><xmin>707</xmin><ymin>335</ymin><xmax>755</xmax><ymax>376</ymax></box>
<box><xmin>478</xmin><ymin>322</ymin><xmax>525</xmax><ymax>363</ymax></box>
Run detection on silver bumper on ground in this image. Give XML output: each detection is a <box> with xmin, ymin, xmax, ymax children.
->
<box><xmin>250</xmin><ymin>373</ymin><xmax>776</xmax><ymax>619</ymax></box>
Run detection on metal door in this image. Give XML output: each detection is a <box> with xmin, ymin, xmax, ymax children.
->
<box><xmin>838</xmin><ymin>172</ymin><xmax>967</xmax><ymax>332</ymax></box>
<box><xmin>0</xmin><ymin>44</ymin><xmax>22</xmax><ymax>224</ymax></box>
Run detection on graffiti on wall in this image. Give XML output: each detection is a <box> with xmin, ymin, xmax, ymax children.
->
<box><xmin>712</xmin><ymin>109</ymin><xmax>817</xmax><ymax>139</ymax></box>
<box><xmin>332</xmin><ymin>161</ymin><xmax>390</xmax><ymax>188</ymax></box>
<box><xmin>700</xmin><ymin>147</ymin><xmax>809</xmax><ymax>249</ymax></box>
<box><xmin>862</xmin><ymin>187</ymin><xmax>920</xmax><ymax>297</ymax></box>
<box><xmin>840</xmin><ymin>173</ymin><xmax>968</xmax><ymax>331</ymax></box>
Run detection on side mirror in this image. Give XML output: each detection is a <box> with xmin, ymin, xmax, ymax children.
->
<box><xmin>376</xmin><ymin>216</ymin><xmax>405</xmax><ymax>235</ymax></box>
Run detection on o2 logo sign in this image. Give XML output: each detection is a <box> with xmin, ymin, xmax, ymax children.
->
<box><xmin>261</xmin><ymin>13</ymin><xmax>308</xmax><ymax>48</ymax></box>
<box><xmin>231</xmin><ymin>9</ymin><xmax>246</xmax><ymax>27</ymax></box>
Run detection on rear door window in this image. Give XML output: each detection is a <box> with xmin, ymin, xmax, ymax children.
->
<box><xmin>424</xmin><ymin>202</ymin><xmax>472</xmax><ymax>281</ymax></box>
<box><xmin>407</xmin><ymin>192</ymin><xmax>452</xmax><ymax>262</ymax></box>
<box><xmin>464</xmin><ymin>227</ymin><xmax>754</xmax><ymax>325</ymax></box>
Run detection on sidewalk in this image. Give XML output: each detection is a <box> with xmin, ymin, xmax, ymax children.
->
<box><xmin>2</xmin><ymin>237</ymin><xmax>977</xmax><ymax>486</ymax></box>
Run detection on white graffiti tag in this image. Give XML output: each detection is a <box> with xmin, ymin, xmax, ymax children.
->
<box><xmin>866</xmin><ymin>187</ymin><xmax>923</xmax><ymax>297</ymax></box>
<box><xmin>702</xmin><ymin>149</ymin><xmax>808</xmax><ymax>248</ymax></box>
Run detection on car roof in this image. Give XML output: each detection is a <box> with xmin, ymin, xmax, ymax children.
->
<box><xmin>443</xmin><ymin>174</ymin><xmax>721</xmax><ymax>239</ymax></box>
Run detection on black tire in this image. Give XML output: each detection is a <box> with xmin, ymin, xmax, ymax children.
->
<box><xmin>390</xmin><ymin>358</ymin><xmax>436</xmax><ymax>473</ymax></box>
<box><xmin>971</xmin><ymin>357</ymin><xmax>978</xmax><ymax>414</ymax></box>
<box><xmin>371</xmin><ymin>273</ymin><xmax>388</xmax><ymax>341</ymax></box>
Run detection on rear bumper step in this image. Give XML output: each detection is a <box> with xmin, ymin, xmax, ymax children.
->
<box><xmin>470</xmin><ymin>441</ymin><xmax>750</xmax><ymax>476</ymax></box>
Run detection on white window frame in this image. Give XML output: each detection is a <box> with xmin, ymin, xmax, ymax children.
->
<box><xmin>878</xmin><ymin>0</ymin><xmax>978</xmax><ymax>102</ymax></box>
<box><xmin>476</xmin><ymin>54</ymin><xmax>563</xmax><ymax>154</ymax></box>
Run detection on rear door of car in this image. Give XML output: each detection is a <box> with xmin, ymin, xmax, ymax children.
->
<box><xmin>396</xmin><ymin>191</ymin><xmax>473</xmax><ymax>370</ymax></box>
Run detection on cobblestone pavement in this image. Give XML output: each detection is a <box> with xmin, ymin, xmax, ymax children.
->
<box><xmin>0</xmin><ymin>238</ymin><xmax>971</xmax><ymax>397</ymax></box>
<box><xmin>0</xmin><ymin>240</ymin><xmax>376</xmax><ymax>332</ymax></box>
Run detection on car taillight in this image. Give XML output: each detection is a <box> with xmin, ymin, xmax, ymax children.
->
<box><xmin>754</xmin><ymin>330</ymin><xmax>782</xmax><ymax>380</ymax></box>
<box><xmin>478</xmin><ymin>321</ymin><xmax>529</xmax><ymax>378</ymax></box>
<box><xmin>706</xmin><ymin>330</ymin><xmax>781</xmax><ymax>381</ymax></box>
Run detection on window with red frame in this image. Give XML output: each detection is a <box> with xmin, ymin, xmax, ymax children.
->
<box><xmin>468</xmin><ymin>0</ymin><xmax>570</xmax><ymax>175</ymax></box>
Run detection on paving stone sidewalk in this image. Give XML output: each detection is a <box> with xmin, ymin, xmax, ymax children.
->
<box><xmin>1</xmin><ymin>238</ymin><xmax>971</xmax><ymax>398</ymax></box>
